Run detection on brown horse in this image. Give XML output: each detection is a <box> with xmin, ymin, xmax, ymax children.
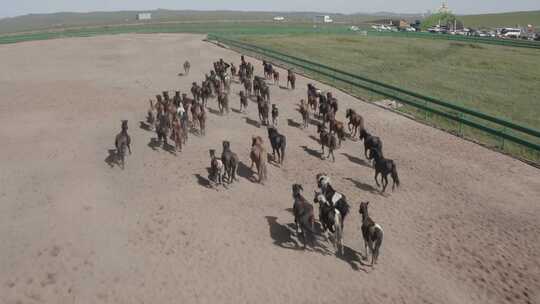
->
<box><xmin>170</xmin><ymin>117</ymin><xmax>183</xmax><ymax>152</ymax></box>
<box><xmin>115</xmin><ymin>120</ymin><xmax>132</xmax><ymax>169</ymax></box>
<box><xmin>299</xmin><ymin>99</ymin><xmax>310</xmax><ymax>129</ymax></box>
<box><xmin>239</xmin><ymin>91</ymin><xmax>248</xmax><ymax>113</ymax></box>
<box><xmin>191</xmin><ymin>102</ymin><xmax>206</xmax><ymax>136</ymax></box>
<box><xmin>257</xmin><ymin>96</ymin><xmax>269</xmax><ymax>126</ymax></box>
<box><xmin>308</xmin><ymin>94</ymin><xmax>318</xmax><ymax>114</ymax></box>
<box><xmin>218</xmin><ymin>92</ymin><xmax>229</xmax><ymax>115</ymax></box>
<box><xmin>317</xmin><ymin>124</ymin><xmax>337</xmax><ymax>162</ymax></box>
<box><xmin>287</xmin><ymin>70</ymin><xmax>296</xmax><ymax>90</ymax></box>
<box><xmin>183</xmin><ymin>60</ymin><xmax>190</xmax><ymax>75</ymax></box>
<box><xmin>346</xmin><ymin>109</ymin><xmax>365</xmax><ymax>140</ymax></box>
<box><xmin>273</xmin><ymin>70</ymin><xmax>280</xmax><ymax>86</ymax></box>
<box><xmin>329</xmin><ymin>118</ymin><xmax>346</xmax><ymax>147</ymax></box>
<box><xmin>250</xmin><ymin>136</ymin><xmax>268</xmax><ymax>183</ymax></box>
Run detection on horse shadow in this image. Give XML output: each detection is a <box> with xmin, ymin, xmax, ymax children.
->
<box><xmin>343</xmin><ymin>177</ymin><xmax>382</xmax><ymax>195</ymax></box>
<box><xmin>139</xmin><ymin>121</ymin><xmax>152</xmax><ymax>132</ymax></box>
<box><xmin>265</xmin><ymin>216</ymin><xmax>302</xmax><ymax>250</ymax></box>
<box><xmin>309</xmin><ymin>118</ymin><xmax>320</xmax><ymax>126</ymax></box>
<box><xmin>177</xmin><ymin>72</ymin><xmax>185</xmax><ymax>76</ymax></box>
<box><xmin>162</xmin><ymin>142</ymin><xmax>177</xmax><ymax>155</ymax></box>
<box><xmin>336</xmin><ymin>245</ymin><xmax>369</xmax><ymax>272</ymax></box>
<box><xmin>148</xmin><ymin>138</ymin><xmax>161</xmax><ymax>151</ymax></box>
<box><xmin>341</xmin><ymin>153</ymin><xmax>372</xmax><ymax>168</ymax></box>
<box><xmin>208</xmin><ymin>107</ymin><xmax>221</xmax><ymax>116</ymax></box>
<box><xmin>301</xmin><ymin>145</ymin><xmax>322</xmax><ymax>159</ymax></box>
<box><xmin>308</xmin><ymin>135</ymin><xmax>320</xmax><ymax>144</ymax></box>
<box><xmin>245</xmin><ymin>117</ymin><xmax>260</xmax><ymax>128</ymax></box>
<box><xmin>194</xmin><ymin>173</ymin><xmax>212</xmax><ymax>189</ymax></box>
<box><xmin>237</xmin><ymin>161</ymin><xmax>254</xmax><ymax>181</ymax></box>
<box><xmin>232</xmin><ymin>108</ymin><xmax>243</xmax><ymax>114</ymax></box>
<box><xmin>278</xmin><ymin>85</ymin><xmax>288</xmax><ymax>90</ymax></box>
<box><xmin>105</xmin><ymin>149</ymin><xmax>118</xmax><ymax>168</ymax></box>
<box><xmin>287</xmin><ymin>118</ymin><xmax>302</xmax><ymax>129</ymax></box>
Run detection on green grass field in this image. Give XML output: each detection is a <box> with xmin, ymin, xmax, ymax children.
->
<box><xmin>460</xmin><ymin>10</ymin><xmax>540</xmax><ymax>29</ymax></box>
<box><xmin>236</xmin><ymin>34</ymin><xmax>540</xmax><ymax>131</ymax></box>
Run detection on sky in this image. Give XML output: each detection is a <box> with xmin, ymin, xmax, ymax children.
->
<box><xmin>1</xmin><ymin>0</ymin><xmax>539</xmax><ymax>18</ymax></box>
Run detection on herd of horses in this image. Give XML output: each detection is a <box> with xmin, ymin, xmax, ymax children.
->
<box><xmin>112</xmin><ymin>53</ymin><xmax>401</xmax><ymax>266</ymax></box>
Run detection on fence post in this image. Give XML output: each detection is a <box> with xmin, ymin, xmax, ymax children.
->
<box><xmin>459</xmin><ymin>113</ymin><xmax>464</xmax><ymax>137</ymax></box>
<box><xmin>500</xmin><ymin>127</ymin><xmax>506</xmax><ymax>150</ymax></box>
<box><xmin>424</xmin><ymin>100</ymin><xmax>428</xmax><ymax>121</ymax></box>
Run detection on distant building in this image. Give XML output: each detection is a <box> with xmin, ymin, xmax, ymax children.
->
<box><xmin>137</xmin><ymin>13</ymin><xmax>152</xmax><ymax>21</ymax></box>
<box><xmin>273</xmin><ymin>16</ymin><xmax>285</xmax><ymax>21</ymax></box>
<box><xmin>439</xmin><ymin>1</ymin><xmax>451</xmax><ymax>13</ymax></box>
<box><xmin>314</xmin><ymin>15</ymin><xmax>333</xmax><ymax>23</ymax></box>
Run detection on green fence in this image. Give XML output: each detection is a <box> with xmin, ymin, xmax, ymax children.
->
<box><xmin>2</xmin><ymin>22</ymin><xmax>540</xmax><ymax>50</ymax></box>
<box><xmin>209</xmin><ymin>34</ymin><xmax>540</xmax><ymax>164</ymax></box>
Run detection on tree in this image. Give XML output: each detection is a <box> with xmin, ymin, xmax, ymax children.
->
<box><xmin>421</xmin><ymin>12</ymin><xmax>463</xmax><ymax>30</ymax></box>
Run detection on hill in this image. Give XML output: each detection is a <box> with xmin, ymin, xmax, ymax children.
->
<box><xmin>460</xmin><ymin>10</ymin><xmax>540</xmax><ymax>29</ymax></box>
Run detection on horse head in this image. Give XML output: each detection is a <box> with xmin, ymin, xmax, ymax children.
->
<box><xmin>359</xmin><ymin>201</ymin><xmax>370</xmax><ymax>216</ymax></box>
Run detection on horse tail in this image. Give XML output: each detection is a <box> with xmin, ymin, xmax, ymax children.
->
<box><xmin>373</xmin><ymin>225</ymin><xmax>384</xmax><ymax>260</ymax></box>
<box><xmin>391</xmin><ymin>162</ymin><xmax>400</xmax><ymax>188</ymax></box>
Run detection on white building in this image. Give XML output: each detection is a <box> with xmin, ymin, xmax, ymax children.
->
<box><xmin>273</xmin><ymin>16</ymin><xmax>285</xmax><ymax>21</ymax></box>
<box><xmin>314</xmin><ymin>15</ymin><xmax>333</xmax><ymax>23</ymax></box>
<box><xmin>137</xmin><ymin>13</ymin><xmax>152</xmax><ymax>21</ymax></box>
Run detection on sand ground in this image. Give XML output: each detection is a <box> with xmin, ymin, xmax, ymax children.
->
<box><xmin>1</xmin><ymin>34</ymin><xmax>539</xmax><ymax>304</ymax></box>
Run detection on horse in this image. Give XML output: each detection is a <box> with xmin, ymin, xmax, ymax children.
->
<box><xmin>253</xmin><ymin>76</ymin><xmax>264</xmax><ymax>97</ymax></box>
<box><xmin>346</xmin><ymin>109</ymin><xmax>365</xmax><ymax>140</ymax></box>
<box><xmin>287</xmin><ymin>70</ymin><xmax>296</xmax><ymax>90</ymax></box>
<box><xmin>218</xmin><ymin>92</ymin><xmax>229</xmax><ymax>116</ymax></box>
<box><xmin>316</xmin><ymin>174</ymin><xmax>350</xmax><ymax>225</ymax></box>
<box><xmin>329</xmin><ymin>118</ymin><xmax>346</xmax><ymax>147</ymax></box>
<box><xmin>221</xmin><ymin>141</ymin><xmax>239</xmax><ymax>184</ymax></box>
<box><xmin>359</xmin><ymin>201</ymin><xmax>383</xmax><ymax>266</ymax></box>
<box><xmin>267</xmin><ymin>127</ymin><xmax>286</xmax><ymax>165</ymax></box>
<box><xmin>209</xmin><ymin>149</ymin><xmax>223</xmax><ymax>187</ymax></box>
<box><xmin>147</xmin><ymin>100</ymin><xmax>156</xmax><ymax>130</ymax></box>
<box><xmin>170</xmin><ymin>117</ymin><xmax>183</xmax><ymax>152</ymax></box>
<box><xmin>370</xmin><ymin>149</ymin><xmax>399</xmax><ymax>192</ymax></box>
<box><xmin>223</xmin><ymin>73</ymin><xmax>232</xmax><ymax>93</ymax></box>
<box><xmin>250</xmin><ymin>136</ymin><xmax>268</xmax><ymax>183</ymax></box>
<box><xmin>317</xmin><ymin>124</ymin><xmax>337</xmax><ymax>162</ymax></box>
<box><xmin>260</xmin><ymin>84</ymin><xmax>270</xmax><ymax>102</ymax></box>
<box><xmin>257</xmin><ymin>96</ymin><xmax>269</xmax><ymax>126</ymax></box>
<box><xmin>183</xmin><ymin>60</ymin><xmax>191</xmax><ymax>75</ymax></box>
<box><xmin>239</xmin><ymin>90</ymin><xmax>248</xmax><ymax>113</ymax></box>
<box><xmin>360</xmin><ymin>129</ymin><xmax>383</xmax><ymax>161</ymax></box>
<box><xmin>313</xmin><ymin>192</ymin><xmax>343</xmax><ymax>255</ymax></box>
<box><xmin>243</xmin><ymin>78</ymin><xmax>253</xmax><ymax>96</ymax></box>
<box><xmin>156</xmin><ymin>111</ymin><xmax>170</xmax><ymax>147</ymax></box>
<box><xmin>115</xmin><ymin>120</ymin><xmax>132</xmax><ymax>170</ymax></box>
<box><xmin>191</xmin><ymin>82</ymin><xmax>201</xmax><ymax>102</ymax></box>
<box><xmin>308</xmin><ymin>95</ymin><xmax>318</xmax><ymax>115</ymax></box>
<box><xmin>201</xmin><ymin>82</ymin><xmax>211</xmax><ymax>107</ymax></box>
<box><xmin>299</xmin><ymin>99</ymin><xmax>310</xmax><ymax>129</ymax></box>
<box><xmin>271</xmin><ymin>104</ymin><xmax>279</xmax><ymax>126</ymax></box>
<box><xmin>272</xmin><ymin>70</ymin><xmax>280</xmax><ymax>86</ymax></box>
<box><xmin>230</xmin><ymin>63</ymin><xmax>237</xmax><ymax>78</ymax></box>
<box><xmin>291</xmin><ymin>184</ymin><xmax>315</xmax><ymax>248</ymax></box>
<box><xmin>191</xmin><ymin>102</ymin><xmax>206</xmax><ymax>136</ymax></box>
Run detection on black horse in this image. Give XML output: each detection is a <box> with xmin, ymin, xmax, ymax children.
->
<box><xmin>369</xmin><ymin>149</ymin><xmax>399</xmax><ymax>192</ymax></box>
<box><xmin>267</xmin><ymin>127</ymin><xmax>286</xmax><ymax>165</ymax></box>
<box><xmin>360</xmin><ymin>129</ymin><xmax>383</xmax><ymax>161</ymax></box>
<box><xmin>221</xmin><ymin>141</ymin><xmax>239</xmax><ymax>184</ymax></box>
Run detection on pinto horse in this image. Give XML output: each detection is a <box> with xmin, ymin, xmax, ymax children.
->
<box><xmin>315</xmin><ymin>173</ymin><xmax>350</xmax><ymax>225</ymax></box>
<box><xmin>359</xmin><ymin>201</ymin><xmax>383</xmax><ymax>266</ymax></box>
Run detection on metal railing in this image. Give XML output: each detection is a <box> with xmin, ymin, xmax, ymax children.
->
<box><xmin>209</xmin><ymin>34</ymin><xmax>540</xmax><ymax>164</ymax></box>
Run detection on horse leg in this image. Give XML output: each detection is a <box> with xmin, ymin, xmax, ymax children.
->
<box><xmin>382</xmin><ymin>174</ymin><xmax>388</xmax><ymax>192</ymax></box>
<box><xmin>375</xmin><ymin>171</ymin><xmax>381</xmax><ymax>187</ymax></box>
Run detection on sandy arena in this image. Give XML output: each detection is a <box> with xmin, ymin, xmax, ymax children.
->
<box><xmin>1</xmin><ymin>34</ymin><xmax>539</xmax><ymax>304</ymax></box>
